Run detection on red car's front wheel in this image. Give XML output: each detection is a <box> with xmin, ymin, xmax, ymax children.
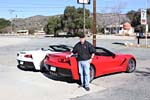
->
<box><xmin>126</xmin><ymin>58</ymin><xmax>136</xmax><ymax>73</ymax></box>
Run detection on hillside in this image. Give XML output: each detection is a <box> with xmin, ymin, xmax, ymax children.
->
<box><xmin>1</xmin><ymin>13</ymin><xmax>130</xmax><ymax>33</ymax></box>
<box><xmin>96</xmin><ymin>13</ymin><xmax>130</xmax><ymax>27</ymax></box>
<box><xmin>12</xmin><ymin>15</ymin><xmax>49</xmax><ymax>31</ymax></box>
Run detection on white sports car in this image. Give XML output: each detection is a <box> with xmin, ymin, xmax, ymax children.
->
<box><xmin>17</xmin><ymin>45</ymin><xmax>72</xmax><ymax>71</ymax></box>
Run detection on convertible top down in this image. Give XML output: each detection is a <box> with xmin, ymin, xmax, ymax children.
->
<box><xmin>17</xmin><ymin>45</ymin><xmax>72</xmax><ymax>71</ymax></box>
<box><xmin>43</xmin><ymin>47</ymin><xmax>136</xmax><ymax>81</ymax></box>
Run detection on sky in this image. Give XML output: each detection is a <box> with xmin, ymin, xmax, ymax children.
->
<box><xmin>0</xmin><ymin>0</ymin><xmax>149</xmax><ymax>19</ymax></box>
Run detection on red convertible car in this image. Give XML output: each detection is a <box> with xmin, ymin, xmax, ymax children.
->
<box><xmin>43</xmin><ymin>47</ymin><xmax>136</xmax><ymax>81</ymax></box>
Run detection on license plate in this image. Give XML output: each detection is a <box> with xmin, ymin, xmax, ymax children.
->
<box><xmin>20</xmin><ymin>61</ymin><xmax>24</xmax><ymax>65</ymax></box>
<box><xmin>50</xmin><ymin>66</ymin><xmax>56</xmax><ymax>72</ymax></box>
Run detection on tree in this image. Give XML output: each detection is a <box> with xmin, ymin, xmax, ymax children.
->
<box><xmin>44</xmin><ymin>16</ymin><xmax>61</xmax><ymax>36</ymax></box>
<box><xmin>127</xmin><ymin>9</ymin><xmax>150</xmax><ymax>32</ymax></box>
<box><xmin>0</xmin><ymin>18</ymin><xmax>10</xmax><ymax>30</ymax></box>
<box><xmin>44</xmin><ymin>6</ymin><xmax>92</xmax><ymax>36</ymax></box>
<box><xmin>127</xmin><ymin>10</ymin><xmax>141</xmax><ymax>27</ymax></box>
<box><xmin>63</xmin><ymin>6</ymin><xmax>91</xmax><ymax>35</ymax></box>
<box><xmin>28</xmin><ymin>27</ymin><xmax>35</xmax><ymax>35</ymax></box>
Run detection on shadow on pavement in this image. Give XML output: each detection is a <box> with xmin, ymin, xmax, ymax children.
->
<box><xmin>135</xmin><ymin>68</ymin><xmax>150</xmax><ymax>78</ymax></box>
<box><xmin>94</xmin><ymin>72</ymin><xmax>124</xmax><ymax>80</ymax></box>
<box><xmin>112</xmin><ymin>42</ymin><xmax>126</xmax><ymax>46</ymax></box>
<box><xmin>42</xmin><ymin>72</ymin><xmax>80</xmax><ymax>84</ymax></box>
<box><xmin>17</xmin><ymin>65</ymin><xmax>80</xmax><ymax>84</ymax></box>
<box><xmin>17</xmin><ymin>65</ymin><xmax>40</xmax><ymax>72</ymax></box>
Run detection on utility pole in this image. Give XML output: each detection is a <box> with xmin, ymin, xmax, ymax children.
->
<box><xmin>83</xmin><ymin>3</ymin><xmax>86</xmax><ymax>34</ymax></box>
<box><xmin>145</xmin><ymin>0</ymin><xmax>148</xmax><ymax>48</ymax></box>
<box><xmin>141</xmin><ymin>0</ymin><xmax>148</xmax><ymax>48</ymax></box>
<box><xmin>77</xmin><ymin>0</ymin><xmax>90</xmax><ymax>34</ymax></box>
<box><xmin>93</xmin><ymin>0</ymin><xmax>97</xmax><ymax>47</ymax></box>
<box><xmin>9</xmin><ymin>9</ymin><xmax>15</xmax><ymax>34</ymax></box>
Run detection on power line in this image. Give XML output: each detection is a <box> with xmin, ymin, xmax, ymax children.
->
<box><xmin>0</xmin><ymin>6</ymin><xmax>65</xmax><ymax>8</ymax></box>
<box><xmin>0</xmin><ymin>5</ymin><xmax>148</xmax><ymax>9</ymax></box>
<box><xmin>8</xmin><ymin>9</ymin><xmax>15</xmax><ymax>33</ymax></box>
<box><xmin>0</xmin><ymin>1</ymin><xmax>74</xmax><ymax>7</ymax></box>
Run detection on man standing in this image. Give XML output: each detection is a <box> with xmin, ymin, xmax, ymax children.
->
<box><xmin>72</xmin><ymin>33</ymin><xmax>96</xmax><ymax>91</ymax></box>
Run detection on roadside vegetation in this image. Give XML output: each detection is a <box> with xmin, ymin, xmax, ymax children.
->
<box><xmin>44</xmin><ymin>6</ymin><xmax>92</xmax><ymax>36</ymax></box>
<box><xmin>44</xmin><ymin>7</ymin><xmax>150</xmax><ymax>36</ymax></box>
<box><xmin>127</xmin><ymin>8</ymin><xmax>150</xmax><ymax>32</ymax></box>
<box><xmin>0</xmin><ymin>7</ymin><xmax>150</xmax><ymax>35</ymax></box>
<box><xmin>0</xmin><ymin>18</ymin><xmax>10</xmax><ymax>33</ymax></box>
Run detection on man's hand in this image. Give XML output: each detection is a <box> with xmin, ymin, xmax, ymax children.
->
<box><xmin>66</xmin><ymin>55</ymin><xmax>71</xmax><ymax>58</ymax></box>
<box><xmin>66</xmin><ymin>53</ymin><xmax>73</xmax><ymax>58</ymax></box>
<box><xmin>89</xmin><ymin>53</ymin><xmax>94</xmax><ymax>63</ymax></box>
<box><xmin>88</xmin><ymin>59</ymin><xmax>92</xmax><ymax>63</ymax></box>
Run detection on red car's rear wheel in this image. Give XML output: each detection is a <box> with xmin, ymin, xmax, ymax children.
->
<box><xmin>90</xmin><ymin>65</ymin><xmax>95</xmax><ymax>82</ymax></box>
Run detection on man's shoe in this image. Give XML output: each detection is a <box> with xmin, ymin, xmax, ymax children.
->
<box><xmin>84</xmin><ymin>87</ymin><xmax>90</xmax><ymax>91</ymax></box>
<box><xmin>78</xmin><ymin>85</ymin><xmax>84</xmax><ymax>88</ymax></box>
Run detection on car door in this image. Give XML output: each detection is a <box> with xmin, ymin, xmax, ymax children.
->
<box><xmin>95</xmin><ymin>48</ymin><xmax>124</xmax><ymax>75</ymax></box>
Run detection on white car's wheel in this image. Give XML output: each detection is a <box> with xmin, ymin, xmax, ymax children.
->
<box><xmin>40</xmin><ymin>60</ymin><xmax>47</xmax><ymax>73</ymax></box>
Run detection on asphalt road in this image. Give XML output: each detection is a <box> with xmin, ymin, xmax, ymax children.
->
<box><xmin>0</xmin><ymin>36</ymin><xmax>150</xmax><ymax>100</ymax></box>
<box><xmin>72</xmin><ymin>59</ymin><xmax>150</xmax><ymax>100</ymax></box>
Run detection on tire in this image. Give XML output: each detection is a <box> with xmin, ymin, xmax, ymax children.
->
<box><xmin>126</xmin><ymin>58</ymin><xmax>136</xmax><ymax>73</ymax></box>
<box><xmin>40</xmin><ymin>60</ymin><xmax>48</xmax><ymax>73</ymax></box>
<box><xmin>90</xmin><ymin>65</ymin><xmax>95</xmax><ymax>82</ymax></box>
<box><xmin>40</xmin><ymin>60</ymin><xmax>59</xmax><ymax>78</ymax></box>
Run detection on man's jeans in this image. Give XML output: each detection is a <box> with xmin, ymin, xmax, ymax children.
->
<box><xmin>78</xmin><ymin>60</ymin><xmax>90</xmax><ymax>87</ymax></box>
